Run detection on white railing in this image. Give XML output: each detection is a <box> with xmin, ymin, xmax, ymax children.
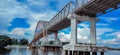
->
<box><xmin>75</xmin><ymin>0</ymin><xmax>92</xmax><ymax>9</ymax></box>
<box><xmin>46</xmin><ymin>1</ymin><xmax>75</xmax><ymax>30</ymax></box>
<box><xmin>46</xmin><ymin>0</ymin><xmax>93</xmax><ymax>30</ymax></box>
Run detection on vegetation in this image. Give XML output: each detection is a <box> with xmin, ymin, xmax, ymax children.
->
<box><xmin>19</xmin><ymin>38</ymin><xmax>28</xmax><ymax>45</ymax></box>
<box><xmin>11</xmin><ymin>38</ymin><xmax>18</xmax><ymax>45</ymax></box>
<box><xmin>0</xmin><ymin>35</ymin><xmax>12</xmax><ymax>48</ymax></box>
<box><xmin>0</xmin><ymin>35</ymin><xmax>29</xmax><ymax>48</ymax></box>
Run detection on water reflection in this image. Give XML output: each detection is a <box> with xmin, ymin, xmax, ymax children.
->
<box><xmin>31</xmin><ymin>48</ymin><xmax>39</xmax><ymax>55</ymax></box>
<box><xmin>1</xmin><ymin>47</ymin><xmax>120</xmax><ymax>55</ymax></box>
<box><xmin>0</xmin><ymin>47</ymin><xmax>62</xmax><ymax>55</ymax></box>
<box><xmin>0</xmin><ymin>48</ymin><xmax>11</xmax><ymax>55</ymax></box>
<box><xmin>0</xmin><ymin>47</ymin><xmax>61</xmax><ymax>55</ymax></box>
<box><xmin>30</xmin><ymin>48</ymin><xmax>62</xmax><ymax>55</ymax></box>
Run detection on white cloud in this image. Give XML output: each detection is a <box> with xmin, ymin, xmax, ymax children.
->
<box><xmin>77</xmin><ymin>28</ymin><xmax>90</xmax><ymax>43</ymax></box>
<box><xmin>0</xmin><ymin>0</ymin><xmax>30</xmax><ymax>33</ymax></box>
<box><xmin>8</xmin><ymin>28</ymin><xmax>34</xmax><ymax>42</ymax></box>
<box><xmin>96</xmin><ymin>28</ymin><xmax>114</xmax><ymax>36</ymax></box>
<box><xmin>99</xmin><ymin>17</ymin><xmax>118</xmax><ymax>23</ymax></box>
<box><xmin>117</xmin><ymin>34</ymin><xmax>120</xmax><ymax>38</ymax></box>
<box><xmin>28</xmin><ymin>0</ymin><xmax>47</xmax><ymax>6</ymax></box>
<box><xmin>107</xmin><ymin>18</ymin><xmax>118</xmax><ymax>22</ymax></box>
<box><xmin>59</xmin><ymin>32</ymin><xmax>70</xmax><ymax>42</ymax></box>
<box><xmin>102</xmin><ymin>32</ymin><xmax>120</xmax><ymax>45</ymax></box>
<box><xmin>10</xmin><ymin>28</ymin><xmax>25</xmax><ymax>36</ymax></box>
<box><xmin>103</xmin><ymin>39</ymin><xmax>118</xmax><ymax>45</ymax></box>
<box><xmin>96</xmin><ymin>23</ymin><xmax>108</xmax><ymax>26</ymax></box>
<box><xmin>78</xmin><ymin>23</ymin><xmax>89</xmax><ymax>28</ymax></box>
<box><xmin>60</xmin><ymin>27</ymin><xmax>90</xmax><ymax>43</ymax></box>
<box><xmin>29</xmin><ymin>11</ymin><xmax>57</xmax><ymax>21</ymax></box>
<box><xmin>106</xmin><ymin>32</ymin><xmax>120</xmax><ymax>37</ymax></box>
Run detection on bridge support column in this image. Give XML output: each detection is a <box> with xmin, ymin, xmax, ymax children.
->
<box><xmin>70</xmin><ymin>16</ymin><xmax>77</xmax><ymax>44</ymax></box>
<box><xmin>53</xmin><ymin>31</ymin><xmax>62</xmax><ymax>47</ymax></box>
<box><xmin>90</xmin><ymin>18</ymin><xmax>96</xmax><ymax>45</ymax></box>
<box><xmin>54</xmin><ymin>32</ymin><xmax>58</xmax><ymax>39</ymax></box>
<box><xmin>41</xmin><ymin>29</ymin><xmax>49</xmax><ymax>46</ymax></box>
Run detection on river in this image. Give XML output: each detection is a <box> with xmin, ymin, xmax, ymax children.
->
<box><xmin>0</xmin><ymin>47</ymin><xmax>120</xmax><ymax>55</ymax></box>
<box><xmin>0</xmin><ymin>47</ymin><xmax>62</xmax><ymax>55</ymax></box>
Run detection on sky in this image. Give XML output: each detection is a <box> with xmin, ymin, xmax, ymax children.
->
<box><xmin>0</xmin><ymin>0</ymin><xmax>120</xmax><ymax>48</ymax></box>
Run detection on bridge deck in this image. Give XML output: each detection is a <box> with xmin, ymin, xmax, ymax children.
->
<box><xmin>48</xmin><ymin>18</ymin><xmax>71</xmax><ymax>32</ymax></box>
<box><xmin>75</xmin><ymin>0</ymin><xmax>120</xmax><ymax>17</ymax></box>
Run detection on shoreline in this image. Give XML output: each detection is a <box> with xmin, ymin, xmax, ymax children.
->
<box><xmin>5</xmin><ymin>45</ymin><xmax>29</xmax><ymax>48</ymax></box>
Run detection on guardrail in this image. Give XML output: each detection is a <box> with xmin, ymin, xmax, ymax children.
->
<box><xmin>46</xmin><ymin>1</ymin><xmax>75</xmax><ymax>30</ymax></box>
<box><xmin>46</xmin><ymin>0</ymin><xmax>92</xmax><ymax>30</ymax></box>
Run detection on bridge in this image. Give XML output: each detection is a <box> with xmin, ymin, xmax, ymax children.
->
<box><xmin>30</xmin><ymin>0</ymin><xmax>120</xmax><ymax>55</ymax></box>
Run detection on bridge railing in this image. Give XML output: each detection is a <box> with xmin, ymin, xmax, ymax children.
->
<box><xmin>46</xmin><ymin>1</ymin><xmax>75</xmax><ymax>30</ymax></box>
<box><xmin>46</xmin><ymin>0</ymin><xmax>93</xmax><ymax>30</ymax></box>
<box><xmin>34</xmin><ymin>21</ymin><xmax>48</xmax><ymax>39</ymax></box>
<box><xmin>34</xmin><ymin>21</ymin><xmax>43</xmax><ymax>39</ymax></box>
<box><xmin>75</xmin><ymin>0</ymin><xmax>92</xmax><ymax>10</ymax></box>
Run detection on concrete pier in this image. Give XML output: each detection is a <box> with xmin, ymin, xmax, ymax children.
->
<box><xmin>40</xmin><ymin>46</ymin><xmax>62</xmax><ymax>51</ymax></box>
<box><xmin>64</xmin><ymin>51</ymin><xmax>101</xmax><ymax>55</ymax></box>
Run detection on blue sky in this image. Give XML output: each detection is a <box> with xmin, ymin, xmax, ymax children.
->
<box><xmin>0</xmin><ymin>0</ymin><xmax>120</xmax><ymax>48</ymax></box>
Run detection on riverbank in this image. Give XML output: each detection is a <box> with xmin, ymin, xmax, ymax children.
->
<box><xmin>5</xmin><ymin>45</ymin><xmax>29</xmax><ymax>48</ymax></box>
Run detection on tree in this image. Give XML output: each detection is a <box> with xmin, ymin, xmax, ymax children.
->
<box><xmin>19</xmin><ymin>38</ymin><xmax>28</xmax><ymax>45</ymax></box>
<box><xmin>0</xmin><ymin>35</ymin><xmax>12</xmax><ymax>47</ymax></box>
<box><xmin>11</xmin><ymin>38</ymin><xmax>18</xmax><ymax>45</ymax></box>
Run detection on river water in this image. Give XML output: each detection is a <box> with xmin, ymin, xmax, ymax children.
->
<box><xmin>0</xmin><ymin>47</ymin><xmax>120</xmax><ymax>55</ymax></box>
<box><xmin>0</xmin><ymin>47</ymin><xmax>62</xmax><ymax>55</ymax></box>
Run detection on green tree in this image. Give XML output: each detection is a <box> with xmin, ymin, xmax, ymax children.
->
<box><xmin>12</xmin><ymin>38</ymin><xmax>18</xmax><ymax>45</ymax></box>
<box><xmin>19</xmin><ymin>38</ymin><xmax>28</xmax><ymax>45</ymax></box>
<box><xmin>0</xmin><ymin>35</ymin><xmax>12</xmax><ymax>47</ymax></box>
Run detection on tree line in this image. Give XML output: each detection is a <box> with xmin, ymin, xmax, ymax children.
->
<box><xmin>0</xmin><ymin>35</ymin><xmax>28</xmax><ymax>48</ymax></box>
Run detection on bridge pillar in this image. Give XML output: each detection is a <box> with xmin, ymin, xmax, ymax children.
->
<box><xmin>53</xmin><ymin>32</ymin><xmax>62</xmax><ymax>46</ymax></box>
<box><xmin>54</xmin><ymin>32</ymin><xmax>58</xmax><ymax>39</ymax></box>
<box><xmin>70</xmin><ymin>16</ymin><xmax>77</xmax><ymax>44</ymax></box>
<box><xmin>90</xmin><ymin>18</ymin><xmax>96</xmax><ymax>45</ymax></box>
<box><xmin>41</xmin><ymin>29</ymin><xmax>49</xmax><ymax>46</ymax></box>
